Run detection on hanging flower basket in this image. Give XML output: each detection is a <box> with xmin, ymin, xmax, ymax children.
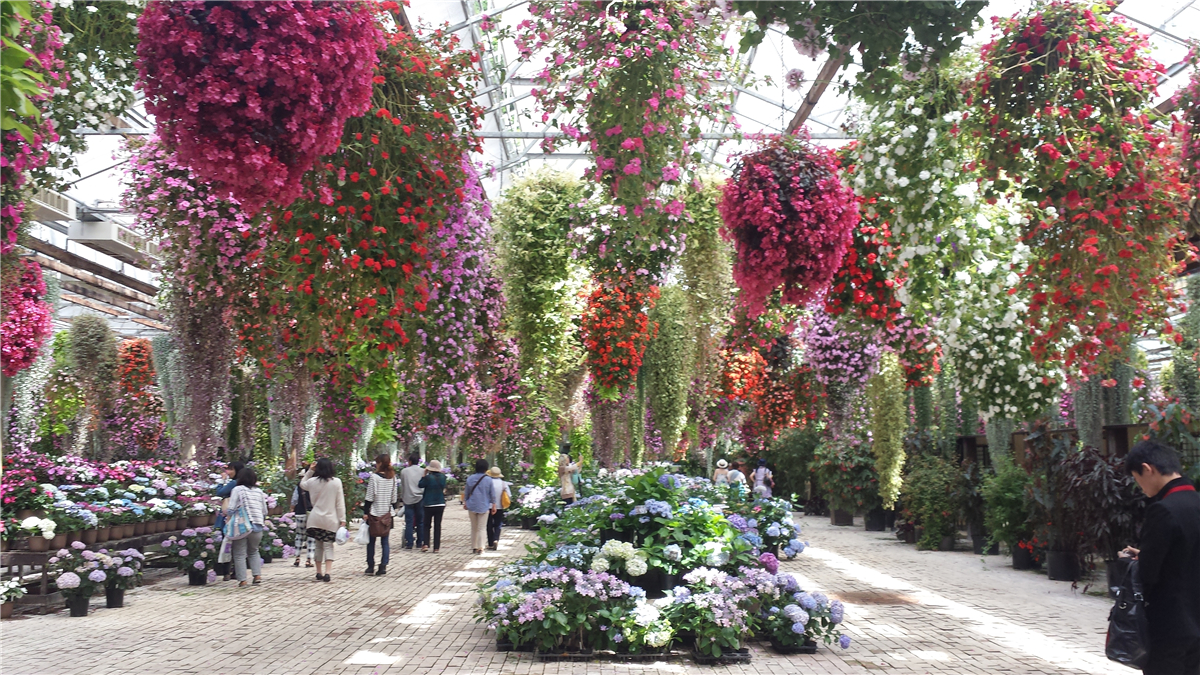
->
<box><xmin>720</xmin><ymin>135</ymin><xmax>859</xmax><ymax>319</ymax></box>
<box><xmin>136</xmin><ymin>0</ymin><xmax>384</xmax><ymax>212</ymax></box>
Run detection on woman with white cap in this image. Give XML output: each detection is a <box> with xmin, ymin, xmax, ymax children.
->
<box><xmin>486</xmin><ymin>466</ymin><xmax>511</xmax><ymax>550</ymax></box>
<box><xmin>418</xmin><ymin>460</ymin><xmax>447</xmax><ymax>553</ymax></box>
<box><xmin>712</xmin><ymin>459</ymin><xmax>730</xmax><ymax>485</ymax></box>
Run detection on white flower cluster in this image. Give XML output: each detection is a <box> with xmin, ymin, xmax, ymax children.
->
<box><xmin>590</xmin><ymin>540</ymin><xmax>649</xmax><ymax>576</ymax></box>
<box><xmin>849</xmin><ymin>77</ymin><xmax>981</xmax><ymax>312</ymax></box>
<box><xmin>937</xmin><ymin>203</ymin><xmax>1063</xmax><ymax>421</ymax></box>
<box><xmin>20</xmin><ymin>517</ymin><xmax>56</xmax><ymax>538</ymax></box>
<box><xmin>1</xmin><ymin>578</ymin><xmax>27</xmax><ymax>602</ymax></box>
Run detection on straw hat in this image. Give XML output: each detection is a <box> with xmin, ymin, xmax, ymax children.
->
<box><xmin>486</xmin><ymin>467</ymin><xmax>504</xmax><ymax>478</ymax></box>
<box><xmin>716</xmin><ymin>459</ymin><xmax>728</xmax><ymax>469</ymax></box>
<box><xmin>426</xmin><ymin>460</ymin><xmax>443</xmax><ymax>472</ymax></box>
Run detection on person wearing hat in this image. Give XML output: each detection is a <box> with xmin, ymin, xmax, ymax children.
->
<box><xmin>418</xmin><ymin>460</ymin><xmax>447</xmax><ymax>553</ymax></box>
<box><xmin>712</xmin><ymin>459</ymin><xmax>730</xmax><ymax>485</ymax></box>
<box><xmin>486</xmin><ymin>467</ymin><xmax>511</xmax><ymax>551</ymax></box>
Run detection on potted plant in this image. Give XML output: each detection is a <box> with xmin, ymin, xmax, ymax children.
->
<box><xmin>259</xmin><ymin>524</ymin><xmax>285</xmax><ymax>564</ymax></box>
<box><xmin>812</xmin><ymin>431</ymin><xmax>879</xmax><ymax>528</ymax></box>
<box><xmin>957</xmin><ymin>461</ymin><xmax>997</xmax><ymax>555</ymax></box>
<box><xmin>19</xmin><ymin>516</ymin><xmax>56</xmax><ymax>551</ymax></box>
<box><xmin>104</xmin><ymin>548</ymin><xmax>145</xmax><ymax>608</ymax></box>
<box><xmin>160</xmin><ymin>527</ymin><xmax>221</xmax><ymax>585</ymax></box>
<box><xmin>899</xmin><ymin>456</ymin><xmax>958</xmax><ymax>551</ymax></box>
<box><xmin>665</xmin><ymin>570</ymin><xmax>752</xmax><ymax>663</ymax></box>
<box><xmin>1027</xmin><ymin>424</ymin><xmax>1082</xmax><ymax>580</ymax></box>
<box><xmin>1</xmin><ymin>578</ymin><xmax>26</xmax><ymax>619</ymax></box>
<box><xmin>1061</xmin><ymin>447</ymin><xmax>1145</xmax><ymax>594</ymax></box>
<box><xmin>982</xmin><ymin>461</ymin><xmax>1037</xmax><ymax>567</ymax></box>
<box><xmin>48</xmin><ymin>543</ymin><xmax>110</xmax><ymax>617</ymax></box>
<box><xmin>762</xmin><ymin>590</ymin><xmax>851</xmax><ymax>654</ymax></box>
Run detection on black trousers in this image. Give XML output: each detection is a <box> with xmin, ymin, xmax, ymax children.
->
<box><xmin>487</xmin><ymin>509</ymin><xmax>505</xmax><ymax>546</ymax></box>
<box><xmin>422</xmin><ymin>505</ymin><xmax>445</xmax><ymax>551</ymax></box>
<box><xmin>1146</xmin><ymin>637</ymin><xmax>1200</xmax><ymax>675</ymax></box>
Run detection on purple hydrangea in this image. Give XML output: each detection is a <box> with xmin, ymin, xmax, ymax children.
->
<box><xmin>839</xmin><ymin>634</ymin><xmax>851</xmax><ymax>649</ymax></box>
<box><xmin>56</xmin><ymin>572</ymin><xmax>81</xmax><ymax>589</ymax></box>
<box><xmin>178</xmin><ymin>549</ymin><xmax>189</xmax><ymax>557</ymax></box>
<box><xmin>88</xmin><ymin>570</ymin><xmax>107</xmax><ymax>583</ymax></box>
<box><xmin>727</xmin><ymin>514</ymin><xmax>749</xmax><ymax>532</ymax></box>
<box><xmin>70</xmin><ymin>541</ymin><xmax>87</xmax><ymax>550</ymax></box>
<box><xmin>117</xmin><ymin>566</ymin><xmax>136</xmax><ymax>577</ymax></box>
<box><xmin>791</xmin><ymin>621</ymin><xmax>807</xmax><ymax>635</ymax></box>
<box><xmin>206</xmin><ymin>570</ymin><xmax>217</xmax><ymax>583</ymax></box>
<box><xmin>181</xmin><ymin>529</ymin><xmax>197</xmax><ymax>537</ymax></box>
<box><xmin>758</xmin><ymin>552</ymin><xmax>779</xmax><ymax>575</ymax></box>
<box><xmin>829</xmin><ymin>600</ymin><xmax>844</xmax><ymax>624</ymax></box>
<box><xmin>610</xmin><ymin>513</ymin><xmax>625</xmax><ymax>521</ymax></box>
<box><xmin>193</xmin><ymin>560</ymin><xmax>205</xmax><ymax>570</ymax></box>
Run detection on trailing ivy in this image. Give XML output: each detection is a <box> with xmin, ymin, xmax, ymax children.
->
<box><xmin>643</xmin><ymin>285</ymin><xmax>695</xmax><ymax>458</ymax></box>
<box><xmin>867</xmin><ymin>352</ymin><xmax>906</xmax><ymax>509</ymax></box>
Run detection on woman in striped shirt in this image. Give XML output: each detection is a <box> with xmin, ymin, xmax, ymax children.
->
<box><xmin>227</xmin><ymin>467</ymin><xmax>269</xmax><ymax>587</ymax></box>
<box><xmin>363</xmin><ymin>454</ymin><xmax>399</xmax><ymax>576</ymax></box>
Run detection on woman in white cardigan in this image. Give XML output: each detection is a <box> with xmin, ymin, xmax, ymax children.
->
<box><xmin>300</xmin><ymin>458</ymin><xmax>346</xmax><ymax>582</ymax></box>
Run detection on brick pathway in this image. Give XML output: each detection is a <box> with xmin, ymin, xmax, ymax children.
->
<box><xmin>0</xmin><ymin>509</ymin><xmax>1126</xmax><ymax>675</ymax></box>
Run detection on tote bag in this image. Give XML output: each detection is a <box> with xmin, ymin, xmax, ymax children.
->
<box><xmin>1106</xmin><ymin>560</ymin><xmax>1150</xmax><ymax>669</ymax></box>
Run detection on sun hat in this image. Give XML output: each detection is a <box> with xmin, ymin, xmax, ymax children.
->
<box><xmin>716</xmin><ymin>459</ymin><xmax>728</xmax><ymax>469</ymax></box>
<box><xmin>426</xmin><ymin>460</ymin><xmax>443</xmax><ymax>472</ymax></box>
<box><xmin>486</xmin><ymin>467</ymin><xmax>504</xmax><ymax>478</ymax></box>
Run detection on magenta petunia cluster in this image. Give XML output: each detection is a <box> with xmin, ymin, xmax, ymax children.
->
<box><xmin>1</xmin><ymin>259</ymin><xmax>54</xmax><ymax>377</ymax></box>
<box><xmin>136</xmin><ymin>0</ymin><xmax>384</xmax><ymax>212</ymax></box>
<box><xmin>720</xmin><ymin>137</ymin><xmax>859</xmax><ymax>318</ymax></box>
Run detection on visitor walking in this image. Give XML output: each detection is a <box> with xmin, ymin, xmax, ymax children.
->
<box><xmin>363</xmin><ymin>454</ymin><xmax>398</xmax><ymax>576</ymax></box>
<box><xmin>226</xmin><ymin>467</ymin><xmax>268</xmax><ymax>588</ymax></box>
<box><xmin>558</xmin><ymin>452</ymin><xmax>579</xmax><ymax>505</ymax></box>
<box><xmin>752</xmin><ymin>459</ymin><xmax>774</xmax><ymax>498</ymax></box>
<box><xmin>1120</xmin><ymin>441</ymin><xmax>1200</xmax><ymax>675</ymax></box>
<box><xmin>486</xmin><ymin>466</ymin><xmax>510</xmax><ymax>551</ymax></box>
<box><xmin>214</xmin><ymin>459</ymin><xmax>244</xmax><ymax>580</ymax></box>
<box><xmin>419</xmin><ymin>460</ymin><xmax>447</xmax><ymax>553</ymax></box>
<box><xmin>712</xmin><ymin>459</ymin><xmax>730</xmax><ymax>485</ymax></box>
<box><xmin>399</xmin><ymin>453</ymin><xmax>426</xmax><ymax>550</ymax></box>
<box><xmin>463</xmin><ymin>459</ymin><xmax>496</xmax><ymax>554</ymax></box>
<box><xmin>290</xmin><ymin>467</ymin><xmax>314</xmax><ymax>568</ymax></box>
<box><xmin>300</xmin><ymin>458</ymin><xmax>346</xmax><ymax>582</ymax></box>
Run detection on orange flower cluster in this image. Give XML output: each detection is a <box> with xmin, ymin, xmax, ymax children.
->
<box><xmin>720</xmin><ymin>348</ymin><xmax>766</xmax><ymax>402</ymax></box>
<box><xmin>581</xmin><ymin>281</ymin><xmax>660</xmax><ymax>395</ymax></box>
<box><xmin>116</xmin><ymin>338</ymin><xmax>156</xmax><ymax>403</ymax></box>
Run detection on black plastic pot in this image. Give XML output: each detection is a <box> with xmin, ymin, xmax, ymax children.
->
<box><xmin>971</xmin><ymin>536</ymin><xmax>1000</xmax><ymax>556</ymax></box>
<box><xmin>864</xmin><ymin>508</ymin><xmax>886</xmax><ymax>531</ymax></box>
<box><xmin>66</xmin><ymin>595</ymin><xmax>89</xmax><ymax>617</ymax></box>
<box><xmin>105</xmin><ymin>587</ymin><xmax>124</xmax><ymax>608</ymax></box>
<box><xmin>1012</xmin><ymin>546</ymin><xmax>1040</xmax><ymax>570</ymax></box>
<box><xmin>1105</xmin><ymin>558</ymin><xmax>1131</xmax><ymax>599</ymax></box>
<box><xmin>938</xmin><ymin>535</ymin><xmax>955</xmax><ymax>551</ymax></box>
<box><xmin>521</xmin><ymin>517</ymin><xmax>536</xmax><ymax>530</ymax></box>
<box><xmin>1046</xmin><ymin>550</ymin><xmax>1079</xmax><ymax>581</ymax></box>
<box><xmin>830</xmin><ymin>509</ymin><xmax>854</xmax><ymax>527</ymax></box>
<box><xmin>187</xmin><ymin>568</ymin><xmax>208</xmax><ymax>586</ymax></box>
<box><xmin>883</xmin><ymin>509</ymin><xmax>896</xmax><ymax>530</ymax></box>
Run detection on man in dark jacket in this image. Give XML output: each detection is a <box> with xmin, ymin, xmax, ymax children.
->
<box><xmin>1122</xmin><ymin>441</ymin><xmax>1200</xmax><ymax>675</ymax></box>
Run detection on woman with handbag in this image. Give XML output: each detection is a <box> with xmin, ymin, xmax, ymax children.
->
<box><xmin>419</xmin><ymin>460</ymin><xmax>447</xmax><ymax>553</ymax></box>
<box><xmin>300</xmin><ymin>458</ymin><xmax>346</xmax><ymax>582</ymax></box>
<box><xmin>290</xmin><ymin>467</ymin><xmax>315</xmax><ymax>568</ymax></box>
<box><xmin>226</xmin><ymin>467</ymin><xmax>268</xmax><ymax>588</ymax></box>
<box><xmin>214</xmin><ymin>459</ymin><xmax>244</xmax><ymax>581</ymax></box>
<box><xmin>463</xmin><ymin>459</ymin><xmax>496</xmax><ymax>554</ymax></box>
<box><xmin>363</xmin><ymin>454</ymin><xmax>398</xmax><ymax>576</ymax></box>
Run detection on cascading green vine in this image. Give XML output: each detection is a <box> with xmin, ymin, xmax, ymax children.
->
<box><xmin>643</xmin><ymin>284</ymin><xmax>696</xmax><ymax>458</ymax></box>
<box><xmin>495</xmin><ymin>169</ymin><xmax>587</xmax><ymax>417</ymax></box>
<box><xmin>866</xmin><ymin>352</ymin><xmax>906</xmax><ymax>509</ymax></box>
<box><xmin>1074</xmin><ymin>376</ymin><xmax>1103</xmax><ymax>450</ymax></box>
<box><xmin>533</xmin><ymin>420</ymin><xmax>560</xmax><ymax>487</ymax></box>
<box><xmin>68</xmin><ymin>314</ymin><xmax>117</xmax><ymax>456</ymax></box>
<box><xmin>984</xmin><ymin>417</ymin><xmax>1015</xmax><ymax>466</ymax></box>
<box><xmin>1172</xmin><ymin>274</ymin><xmax>1200</xmax><ymax>412</ymax></box>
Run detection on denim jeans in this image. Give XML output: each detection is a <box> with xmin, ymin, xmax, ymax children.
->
<box><xmin>231</xmin><ymin>530</ymin><xmax>263</xmax><ymax>582</ymax></box>
<box><xmin>367</xmin><ymin>533</ymin><xmax>390</xmax><ymax>567</ymax></box>
<box><xmin>487</xmin><ymin>509</ymin><xmax>505</xmax><ymax>547</ymax></box>
<box><xmin>422</xmin><ymin>505</ymin><xmax>444</xmax><ymax>551</ymax></box>
<box><xmin>403</xmin><ymin>503</ymin><xmax>425</xmax><ymax>548</ymax></box>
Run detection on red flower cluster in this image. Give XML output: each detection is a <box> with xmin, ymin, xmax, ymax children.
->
<box><xmin>720</xmin><ymin>135</ymin><xmax>859</xmax><ymax>318</ymax></box>
<box><xmin>719</xmin><ymin>348</ymin><xmax>766</xmax><ymax>402</ymax></box>
<box><xmin>974</xmin><ymin>1</ymin><xmax>1192</xmax><ymax>375</ymax></box>
<box><xmin>0</xmin><ymin>259</ymin><xmax>53</xmax><ymax>377</ymax></box>
<box><xmin>581</xmin><ymin>280</ymin><xmax>660</xmax><ymax>396</ymax></box>
<box><xmin>116</xmin><ymin>338</ymin><xmax>156</xmax><ymax>402</ymax></box>
<box><xmin>137</xmin><ymin>0</ymin><xmax>384</xmax><ymax>212</ymax></box>
<box><xmin>825</xmin><ymin>200</ymin><xmax>904</xmax><ymax>330</ymax></box>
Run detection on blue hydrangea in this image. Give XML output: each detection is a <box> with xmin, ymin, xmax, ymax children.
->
<box><xmin>791</xmin><ymin>621</ymin><xmax>807</xmax><ymax>635</ymax></box>
<box><xmin>747</xmin><ymin>519</ymin><xmax>758</xmax><ymax>529</ymax></box>
<box><xmin>727</xmin><ymin>514</ymin><xmax>749</xmax><ymax>532</ymax></box>
<box><xmin>839</xmin><ymin>634</ymin><xmax>852</xmax><ymax>649</ymax></box>
<box><xmin>739</xmin><ymin>532</ymin><xmax>763</xmax><ymax>548</ymax></box>
<box><xmin>644</xmin><ymin>499</ymin><xmax>672</xmax><ymax>518</ymax></box>
<box><xmin>628</xmin><ymin>586</ymin><xmax>646</xmax><ymax>599</ymax></box>
<box><xmin>830</xmin><ymin>600</ymin><xmax>844</xmax><ymax>624</ymax></box>
<box><xmin>797</xmin><ymin>592</ymin><xmax>817</xmax><ymax>610</ymax></box>
<box><xmin>766</xmin><ymin>524</ymin><xmax>781</xmax><ymax>537</ymax></box>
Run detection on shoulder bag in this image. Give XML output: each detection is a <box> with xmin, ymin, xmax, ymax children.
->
<box><xmin>1106</xmin><ymin>559</ymin><xmax>1150</xmax><ymax>669</ymax></box>
<box><xmin>367</xmin><ymin>477</ymin><xmax>396</xmax><ymax>536</ymax></box>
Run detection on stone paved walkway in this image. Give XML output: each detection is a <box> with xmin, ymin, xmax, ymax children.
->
<box><xmin>0</xmin><ymin>509</ymin><xmax>1126</xmax><ymax>675</ymax></box>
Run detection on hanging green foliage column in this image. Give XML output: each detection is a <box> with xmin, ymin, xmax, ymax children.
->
<box><xmin>866</xmin><ymin>352</ymin><xmax>906</xmax><ymax>508</ymax></box>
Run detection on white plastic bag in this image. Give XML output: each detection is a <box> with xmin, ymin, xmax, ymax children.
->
<box><xmin>354</xmin><ymin>521</ymin><xmax>370</xmax><ymax>546</ymax></box>
<box><xmin>336</xmin><ymin>526</ymin><xmax>351</xmax><ymax>545</ymax></box>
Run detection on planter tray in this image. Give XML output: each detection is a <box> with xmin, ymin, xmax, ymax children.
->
<box><xmin>602</xmin><ymin>650</ymin><xmax>676</xmax><ymax>663</ymax></box>
<box><xmin>769</xmin><ymin>639</ymin><xmax>818</xmax><ymax>654</ymax></box>
<box><xmin>534</xmin><ymin>649</ymin><xmax>594</xmax><ymax>662</ymax></box>
<box><xmin>691</xmin><ymin>648</ymin><xmax>751</xmax><ymax>665</ymax></box>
